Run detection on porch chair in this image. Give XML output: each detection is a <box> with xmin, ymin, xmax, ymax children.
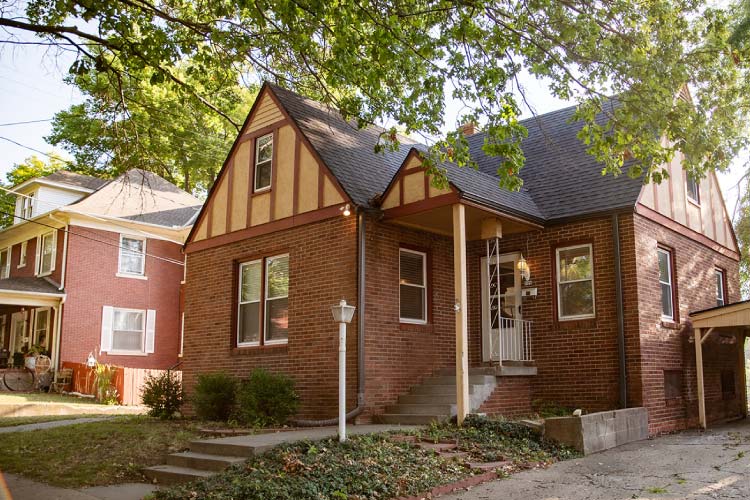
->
<box><xmin>50</xmin><ymin>368</ymin><xmax>73</xmax><ymax>394</ymax></box>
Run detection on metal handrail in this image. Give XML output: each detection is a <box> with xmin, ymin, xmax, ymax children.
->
<box><xmin>490</xmin><ymin>317</ymin><xmax>533</xmax><ymax>362</ymax></box>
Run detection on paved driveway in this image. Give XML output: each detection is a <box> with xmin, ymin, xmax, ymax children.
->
<box><xmin>444</xmin><ymin>420</ymin><xmax>750</xmax><ymax>500</ymax></box>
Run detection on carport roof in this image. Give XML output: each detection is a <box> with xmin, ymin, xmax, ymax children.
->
<box><xmin>0</xmin><ymin>277</ymin><xmax>64</xmax><ymax>296</ymax></box>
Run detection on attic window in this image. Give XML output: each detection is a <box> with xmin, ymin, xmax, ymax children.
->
<box><xmin>254</xmin><ymin>133</ymin><xmax>273</xmax><ymax>192</ymax></box>
<box><xmin>686</xmin><ymin>175</ymin><xmax>700</xmax><ymax>205</ymax></box>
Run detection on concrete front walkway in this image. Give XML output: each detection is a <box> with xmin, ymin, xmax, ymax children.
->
<box><xmin>3</xmin><ymin>474</ymin><xmax>157</xmax><ymax>500</ymax></box>
<box><xmin>444</xmin><ymin>419</ymin><xmax>750</xmax><ymax>500</ymax></box>
<box><xmin>0</xmin><ymin>416</ymin><xmax>114</xmax><ymax>434</ymax></box>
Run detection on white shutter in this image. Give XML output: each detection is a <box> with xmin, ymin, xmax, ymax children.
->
<box><xmin>145</xmin><ymin>309</ymin><xmax>156</xmax><ymax>354</ymax></box>
<box><xmin>101</xmin><ymin>306</ymin><xmax>113</xmax><ymax>352</ymax></box>
<box><xmin>34</xmin><ymin>236</ymin><xmax>41</xmax><ymax>275</ymax></box>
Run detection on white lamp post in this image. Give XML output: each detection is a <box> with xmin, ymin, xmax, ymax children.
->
<box><xmin>330</xmin><ymin>299</ymin><xmax>356</xmax><ymax>442</ymax></box>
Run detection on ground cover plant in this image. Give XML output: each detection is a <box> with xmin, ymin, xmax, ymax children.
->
<box><xmin>0</xmin><ymin>416</ymin><xmax>201</xmax><ymax>488</ymax></box>
<box><xmin>154</xmin><ymin>416</ymin><xmax>577</xmax><ymax>500</ymax></box>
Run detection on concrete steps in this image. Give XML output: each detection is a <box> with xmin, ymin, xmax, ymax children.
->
<box><xmin>166</xmin><ymin>451</ymin><xmax>246</xmax><ymax>471</ymax></box>
<box><xmin>377</xmin><ymin>369</ymin><xmax>498</xmax><ymax>425</ymax></box>
<box><xmin>143</xmin><ymin>464</ymin><xmax>214</xmax><ymax>486</ymax></box>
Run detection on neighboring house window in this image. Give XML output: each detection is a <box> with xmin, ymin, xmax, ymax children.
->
<box><xmin>100</xmin><ymin>306</ymin><xmax>156</xmax><ymax>355</ymax></box>
<box><xmin>0</xmin><ymin>248</ymin><xmax>9</xmax><ymax>279</ymax></box>
<box><xmin>18</xmin><ymin>241</ymin><xmax>26</xmax><ymax>268</ymax></box>
<box><xmin>657</xmin><ymin>247</ymin><xmax>675</xmax><ymax>321</ymax></box>
<box><xmin>254</xmin><ymin>133</ymin><xmax>273</xmax><ymax>192</ymax></box>
<box><xmin>36</xmin><ymin>230</ymin><xmax>56</xmax><ymax>276</ymax></box>
<box><xmin>33</xmin><ymin>308</ymin><xmax>50</xmax><ymax>350</ymax></box>
<box><xmin>21</xmin><ymin>193</ymin><xmax>34</xmax><ymax>219</ymax></box>
<box><xmin>686</xmin><ymin>175</ymin><xmax>700</xmax><ymax>204</ymax></box>
<box><xmin>118</xmin><ymin>235</ymin><xmax>146</xmax><ymax>276</ymax></box>
<box><xmin>399</xmin><ymin>248</ymin><xmax>428</xmax><ymax>324</ymax></box>
<box><xmin>556</xmin><ymin>244</ymin><xmax>595</xmax><ymax>320</ymax></box>
<box><xmin>715</xmin><ymin>268</ymin><xmax>726</xmax><ymax>307</ymax></box>
<box><xmin>237</xmin><ymin>254</ymin><xmax>289</xmax><ymax>346</ymax></box>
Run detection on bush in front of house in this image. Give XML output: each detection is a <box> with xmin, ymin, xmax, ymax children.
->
<box><xmin>141</xmin><ymin>371</ymin><xmax>184</xmax><ymax>419</ymax></box>
<box><xmin>192</xmin><ymin>372</ymin><xmax>237</xmax><ymax>421</ymax></box>
<box><xmin>234</xmin><ymin>368</ymin><xmax>299</xmax><ymax>427</ymax></box>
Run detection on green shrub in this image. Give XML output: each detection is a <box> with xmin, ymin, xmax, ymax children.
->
<box><xmin>192</xmin><ymin>372</ymin><xmax>237</xmax><ymax>421</ymax></box>
<box><xmin>141</xmin><ymin>371</ymin><xmax>184</xmax><ymax>419</ymax></box>
<box><xmin>94</xmin><ymin>363</ymin><xmax>119</xmax><ymax>405</ymax></box>
<box><xmin>235</xmin><ymin>368</ymin><xmax>299</xmax><ymax>426</ymax></box>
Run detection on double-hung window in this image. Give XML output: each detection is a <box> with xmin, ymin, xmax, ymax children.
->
<box><xmin>254</xmin><ymin>134</ymin><xmax>273</xmax><ymax>192</ymax></box>
<box><xmin>556</xmin><ymin>244</ymin><xmax>595</xmax><ymax>320</ymax></box>
<box><xmin>0</xmin><ymin>248</ymin><xmax>9</xmax><ymax>279</ymax></box>
<box><xmin>21</xmin><ymin>193</ymin><xmax>34</xmax><ymax>219</ymax></box>
<box><xmin>686</xmin><ymin>175</ymin><xmax>700</xmax><ymax>205</ymax></box>
<box><xmin>399</xmin><ymin>248</ymin><xmax>428</xmax><ymax>324</ymax></box>
<box><xmin>18</xmin><ymin>241</ymin><xmax>27</xmax><ymax>268</ymax></box>
<box><xmin>118</xmin><ymin>235</ymin><xmax>146</xmax><ymax>276</ymax></box>
<box><xmin>36</xmin><ymin>230</ymin><xmax>56</xmax><ymax>276</ymax></box>
<box><xmin>33</xmin><ymin>308</ymin><xmax>50</xmax><ymax>349</ymax></box>
<box><xmin>657</xmin><ymin>247</ymin><xmax>675</xmax><ymax>320</ymax></box>
<box><xmin>100</xmin><ymin>306</ymin><xmax>156</xmax><ymax>355</ymax></box>
<box><xmin>237</xmin><ymin>254</ymin><xmax>289</xmax><ymax>346</ymax></box>
<box><xmin>715</xmin><ymin>268</ymin><xmax>726</xmax><ymax>307</ymax></box>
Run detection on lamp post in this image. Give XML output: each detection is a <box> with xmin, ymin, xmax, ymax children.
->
<box><xmin>330</xmin><ymin>299</ymin><xmax>356</xmax><ymax>442</ymax></box>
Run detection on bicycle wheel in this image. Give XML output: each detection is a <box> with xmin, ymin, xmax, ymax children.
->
<box><xmin>3</xmin><ymin>368</ymin><xmax>35</xmax><ymax>392</ymax></box>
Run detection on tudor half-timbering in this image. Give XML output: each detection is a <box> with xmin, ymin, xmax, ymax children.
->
<box><xmin>183</xmin><ymin>83</ymin><xmax>745</xmax><ymax>433</ymax></box>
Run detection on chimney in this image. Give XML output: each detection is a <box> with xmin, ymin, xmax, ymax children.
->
<box><xmin>459</xmin><ymin>122</ymin><xmax>477</xmax><ymax>136</ymax></box>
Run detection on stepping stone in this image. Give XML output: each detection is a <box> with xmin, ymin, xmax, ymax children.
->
<box><xmin>390</xmin><ymin>434</ymin><xmax>418</xmax><ymax>443</ymax></box>
<box><xmin>417</xmin><ymin>441</ymin><xmax>457</xmax><ymax>452</ymax></box>
<box><xmin>438</xmin><ymin>450</ymin><xmax>470</xmax><ymax>461</ymax></box>
<box><xmin>468</xmin><ymin>460</ymin><xmax>512</xmax><ymax>471</ymax></box>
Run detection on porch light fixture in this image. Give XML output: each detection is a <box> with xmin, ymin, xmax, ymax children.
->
<box><xmin>340</xmin><ymin>204</ymin><xmax>351</xmax><ymax>217</ymax></box>
<box><xmin>331</xmin><ymin>299</ymin><xmax>356</xmax><ymax>442</ymax></box>
<box><xmin>517</xmin><ymin>255</ymin><xmax>530</xmax><ymax>282</ymax></box>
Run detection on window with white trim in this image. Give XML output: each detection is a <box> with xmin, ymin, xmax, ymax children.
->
<box><xmin>715</xmin><ymin>268</ymin><xmax>726</xmax><ymax>307</ymax></box>
<box><xmin>0</xmin><ymin>248</ymin><xmax>9</xmax><ymax>279</ymax></box>
<box><xmin>33</xmin><ymin>308</ymin><xmax>50</xmax><ymax>350</ymax></box>
<box><xmin>37</xmin><ymin>230</ymin><xmax>56</xmax><ymax>276</ymax></box>
<box><xmin>19</xmin><ymin>241</ymin><xmax>27</xmax><ymax>268</ymax></box>
<box><xmin>556</xmin><ymin>244</ymin><xmax>595</xmax><ymax>320</ymax></box>
<box><xmin>100</xmin><ymin>306</ymin><xmax>156</xmax><ymax>355</ymax></box>
<box><xmin>657</xmin><ymin>247</ymin><xmax>675</xmax><ymax>320</ymax></box>
<box><xmin>237</xmin><ymin>254</ymin><xmax>289</xmax><ymax>346</ymax></box>
<box><xmin>118</xmin><ymin>235</ymin><xmax>146</xmax><ymax>276</ymax></box>
<box><xmin>686</xmin><ymin>175</ymin><xmax>700</xmax><ymax>204</ymax></box>
<box><xmin>21</xmin><ymin>193</ymin><xmax>34</xmax><ymax>219</ymax></box>
<box><xmin>399</xmin><ymin>248</ymin><xmax>428</xmax><ymax>324</ymax></box>
<box><xmin>253</xmin><ymin>133</ymin><xmax>273</xmax><ymax>192</ymax></box>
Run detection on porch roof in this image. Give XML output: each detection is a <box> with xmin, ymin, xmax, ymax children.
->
<box><xmin>689</xmin><ymin>300</ymin><xmax>750</xmax><ymax>330</ymax></box>
<box><xmin>0</xmin><ymin>277</ymin><xmax>64</xmax><ymax>297</ymax></box>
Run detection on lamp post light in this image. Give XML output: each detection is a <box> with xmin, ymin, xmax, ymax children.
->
<box><xmin>330</xmin><ymin>299</ymin><xmax>356</xmax><ymax>442</ymax></box>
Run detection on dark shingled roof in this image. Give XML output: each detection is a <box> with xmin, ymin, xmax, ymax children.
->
<box><xmin>269</xmin><ymin>84</ymin><xmax>645</xmax><ymax>223</ymax></box>
<box><xmin>43</xmin><ymin>170</ymin><xmax>108</xmax><ymax>191</ymax></box>
<box><xmin>0</xmin><ymin>277</ymin><xmax>63</xmax><ymax>295</ymax></box>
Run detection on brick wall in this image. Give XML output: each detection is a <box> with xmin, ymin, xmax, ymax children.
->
<box><xmin>633</xmin><ymin>213</ymin><xmax>742</xmax><ymax>433</ymax></box>
<box><xmin>182</xmin><ymin>215</ymin><xmax>358</xmax><ymax>419</ymax></box>
<box><xmin>478</xmin><ymin>377</ymin><xmax>532</xmax><ymax>417</ymax></box>
<box><xmin>59</xmin><ymin>225</ymin><xmax>183</xmax><ymax>369</ymax></box>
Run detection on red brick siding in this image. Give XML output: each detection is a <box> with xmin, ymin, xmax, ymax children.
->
<box><xmin>633</xmin><ymin>213</ymin><xmax>742</xmax><ymax>433</ymax></box>
<box><xmin>59</xmin><ymin>225</ymin><xmax>183</xmax><ymax>369</ymax></box>
<box><xmin>9</xmin><ymin>237</ymin><xmax>36</xmax><ymax>278</ymax></box>
<box><xmin>478</xmin><ymin>377</ymin><xmax>532</xmax><ymax>417</ymax></box>
<box><xmin>182</xmin><ymin>216</ymin><xmax>358</xmax><ymax>419</ymax></box>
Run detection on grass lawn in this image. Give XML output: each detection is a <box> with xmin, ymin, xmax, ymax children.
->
<box><xmin>0</xmin><ymin>414</ymin><xmax>101</xmax><ymax>428</ymax></box>
<box><xmin>0</xmin><ymin>393</ymin><xmax>100</xmax><ymax>405</ymax></box>
<box><xmin>0</xmin><ymin>416</ymin><xmax>202</xmax><ymax>488</ymax></box>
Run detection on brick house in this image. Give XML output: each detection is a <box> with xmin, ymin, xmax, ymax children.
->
<box><xmin>183</xmin><ymin>83</ymin><xmax>745</xmax><ymax>434</ymax></box>
<box><xmin>0</xmin><ymin>169</ymin><xmax>201</xmax><ymax>373</ymax></box>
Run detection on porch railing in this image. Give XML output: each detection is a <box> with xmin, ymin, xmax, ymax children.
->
<box><xmin>490</xmin><ymin>317</ymin><xmax>533</xmax><ymax>362</ymax></box>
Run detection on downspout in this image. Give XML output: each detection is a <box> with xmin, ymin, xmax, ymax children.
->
<box><xmin>612</xmin><ymin>213</ymin><xmax>627</xmax><ymax>409</ymax></box>
<box><xmin>291</xmin><ymin>208</ymin><xmax>367</xmax><ymax>426</ymax></box>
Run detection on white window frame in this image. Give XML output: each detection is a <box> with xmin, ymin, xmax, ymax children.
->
<box><xmin>110</xmin><ymin>307</ymin><xmax>146</xmax><ymax>355</ymax></box>
<box><xmin>18</xmin><ymin>241</ymin><xmax>27</xmax><ymax>268</ymax></box>
<box><xmin>117</xmin><ymin>234</ymin><xmax>147</xmax><ymax>278</ymax></box>
<box><xmin>237</xmin><ymin>259</ymin><xmax>262</xmax><ymax>347</ymax></box>
<box><xmin>264</xmin><ymin>254</ymin><xmax>289</xmax><ymax>345</ymax></box>
<box><xmin>686</xmin><ymin>175</ymin><xmax>700</xmax><ymax>205</ymax></box>
<box><xmin>556</xmin><ymin>243</ymin><xmax>596</xmax><ymax>321</ymax></box>
<box><xmin>399</xmin><ymin>248</ymin><xmax>428</xmax><ymax>325</ymax></box>
<box><xmin>21</xmin><ymin>192</ymin><xmax>34</xmax><ymax>219</ymax></box>
<box><xmin>32</xmin><ymin>307</ymin><xmax>51</xmax><ymax>350</ymax></box>
<box><xmin>0</xmin><ymin>247</ymin><xmax>10</xmax><ymax>279</ymax></box>
<box><xmin>657</xmin><ymin>247</ymin><xmax>675</xmax><ymax>321</ymax></box>
<box><xmin>715</xmin><ymin>268</ymin><xmax>726</xmax><ymax>307</ymax></box>
<box><xmin>36</xmin><ymin>230</ymin><xmax>56</xmax><ymax>276</ymax></box>
<box><xmin>253</xmin><ymin>133</ymin><xmax>273</xmax><ymax>192</ymax></box>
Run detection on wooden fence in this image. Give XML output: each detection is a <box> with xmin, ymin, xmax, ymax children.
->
<box><xmin>61</xmin><ymin>362</ymin><xmax>181</xmax><ymax>406</ymax></box>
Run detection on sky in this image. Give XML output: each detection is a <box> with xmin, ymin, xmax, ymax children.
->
<box><xmin>0</xmin><ymin>35</ymin><xmax>747</xmax><ymax>218</ymax></box>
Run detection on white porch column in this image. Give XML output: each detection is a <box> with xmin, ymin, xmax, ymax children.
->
<box><xmin>694</xmin><ymin>327</ymin><xmax>706</xmax><ymax>429</ymax></box>
<box><xmin>452</xmin><ymin>204</ymin><xmax>469</xmax><ymax>425</ymax></box>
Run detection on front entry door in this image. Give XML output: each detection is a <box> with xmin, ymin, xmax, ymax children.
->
<box><xmin>481</xmin><ymin>252</ymin><xmax>522</xmax><ymax>362</ymax></box>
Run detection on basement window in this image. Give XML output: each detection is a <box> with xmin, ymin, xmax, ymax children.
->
<box><xmin>254</xmin><ymin>133</ymin><xmax>273</xmax><ymax>192</ymax></box>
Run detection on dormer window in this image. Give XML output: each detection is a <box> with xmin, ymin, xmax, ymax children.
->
<box><xmin>21</xmin><ymin>193</ymin><xmax>34</xmax><ymax>219</ymax></box>
<box><xmin>686</xmin><ymin>175</ymin><xmax>700</xmax><ymax>205</ymax></box>
<box><xmin>254</xmin><ymin>134</ymin><xmax>273</xmax><ymax>192</ymax></box>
